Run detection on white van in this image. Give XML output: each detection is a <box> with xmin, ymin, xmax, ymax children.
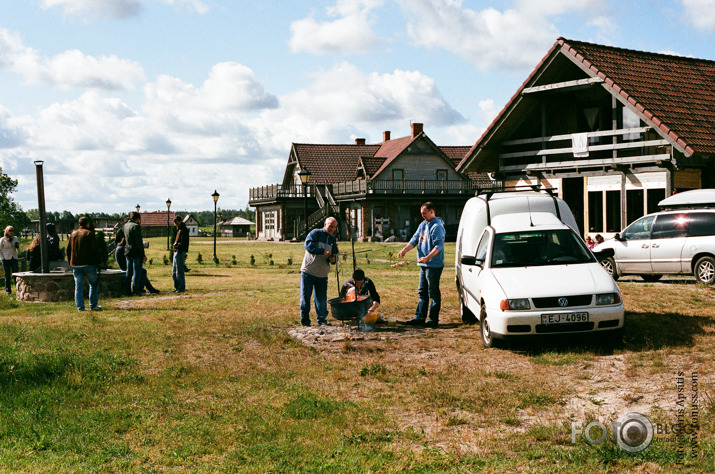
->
<box><xmin>455</xmin><ymin>191</ymin><xmax>624</xmax><ymax>348</ymax></box>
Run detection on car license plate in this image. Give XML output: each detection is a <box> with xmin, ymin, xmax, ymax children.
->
<box><xmin>541</xmin><ymin>312</ymin><xmax>589</xmax><ymax>324</ymax></box>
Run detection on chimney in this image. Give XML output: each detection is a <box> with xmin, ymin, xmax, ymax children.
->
<box><xmin>355</xmin><ymin>138</ymin><xmax>366</xmax><ymax>145</ymax></box>
<box><xmin>383</xmin><ymin>130</ymin><xmax>391</xmax><ymax>142</ymax></box>
<box><xmin>411</xmin><ymin>122</ymin><xmax>423</xmax><ymax>138</ymax></box>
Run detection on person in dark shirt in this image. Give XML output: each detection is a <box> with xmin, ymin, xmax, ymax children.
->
<box><xmin>340</xmin><ymin>269</ymin><xmax>382</xmax><ymax>330</ymax></box>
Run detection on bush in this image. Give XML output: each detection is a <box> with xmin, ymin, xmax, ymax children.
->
<box><xmin>250</xmin><ymin>255</ymin><xmax>255</xmax><ymax>266</ymax></box>
<box><xmin>196</xmin><ymin>253</ymin><xmax>203</xmax><ymax>264</ymax></box>
<box><xmin>163</xmin><ymin>254</ymin><xmax>169</xmax><ymax>265</ymax></box>
<box><xmin>232</xmin><ymin>255</ymin><xmax>237</xmax><ymax>265</ymax></box>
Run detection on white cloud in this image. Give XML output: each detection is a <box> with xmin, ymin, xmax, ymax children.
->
<box><xmin>289</xmin><ymin>0</ymin><xmax>387</xmax><ymax>54</ymax></box>
<box><xmin>40</xmin><ymin>0</ymin><xmax>208</xmax><ymax>19</ymax></box>
<box><xmin>397</xmin><ymin>0</ymin><xmax>608</xmax><ymax>71</ymax></box>
<box><xmin>0</xmin><ymin>29</ymin><xmax>145</xmax><ymax>91</ymax></box>
<box><xmin>681</xmin><ymin>0</ymin><xmax>715</xmax><ymax>30</ymax></box>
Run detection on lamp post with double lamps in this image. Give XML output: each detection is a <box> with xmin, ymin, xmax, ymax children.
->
<box><xmin>212</xmin><ymin>190</ymin><xmax>220</xmax><ymax>263</ymax></box>
<box><xmin>298</xmin><ymin>167</ymin><xmax>311</xmax><ymax>236</ymax></box>
<box><xmin>165</xmin><ymin>198</ymin><xmax>172</xmax><ymax>250</ymax></box>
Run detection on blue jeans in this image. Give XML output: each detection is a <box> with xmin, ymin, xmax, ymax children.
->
<box><xmin>2</xmin><ymin>258</ymin><xmax>18</xmax><ymax>294</ymax></box>
<box><xmin>300</xmin><ymin>272</ymin><xmax>328</xmax><ymax>326</ymax></box>
<box><xmin>125</xmin><ymin>256</ymin><xmax>145</xmax><ymax>295</ymax></box>
<box><xmin>415</xmin><ymin>266</ymin><xmax>443</xmax><ymax>323</ymax></box>
<box><xmin>172</xmin><ymin>251</ymin><xmax>186</xmax><ymax>292</ymax></box>
<box><xmin>72</xmin><ymin>265</ymin><xmax>99</xmax><ymax>310</ymax></box>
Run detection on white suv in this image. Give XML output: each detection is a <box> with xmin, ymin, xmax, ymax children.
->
<box><xmin>456</xmin><ymin>192</ymin><xmax>624</xmax><ymax>348</ymax></box>
<box><xmin>594</xmin><ymin>208</ymin><xmax>715</xmax><ymax>284</ymax></box>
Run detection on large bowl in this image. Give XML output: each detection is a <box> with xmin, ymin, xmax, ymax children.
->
<box><xmin>328</xmin><ymin>297</ymin><xmax>372</xmax><ymax>321</ymax></box>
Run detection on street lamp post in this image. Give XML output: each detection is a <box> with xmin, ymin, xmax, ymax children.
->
<box><xmin>166</xmin><ymin>198</ymin><xmax>172</xmax><ymax>250</ymax></box>
<box><xmin>136</xmin><ymin>204</ymin><xmax>141</xmax><ymax>213</ymax></box>
<box><xmin>298</xmin><ymin>167</ymin><xmax>311</xmax><ymax>236</ymax></box>
<box><xmin>212</xmin><ymin>190</ymin><xmax>220</xmax><ymax>263</ymax></box>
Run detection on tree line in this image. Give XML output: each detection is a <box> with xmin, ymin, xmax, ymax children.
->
<box><xmin>2</xmin><ymin>166</ymin><xmax>255</xmax><ymax>233</ymax></box>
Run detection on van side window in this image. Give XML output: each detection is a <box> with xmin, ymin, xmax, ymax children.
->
<box><xmin>688</xmin><ymin>212</ymin><xmax>715</xmax><ymax>237</ymax></box>
<box><xmin>622</xmin><ymin>215</ymin><xmax>655</xmax><ymax>240</ymax></box>
<box><xmin>651</xmin><ymin>214</ymin><xmax>689</xmax><ymax>239</ymax></box>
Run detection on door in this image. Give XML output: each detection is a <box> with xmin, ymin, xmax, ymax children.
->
<box><xmin>649</xmin><ymin>213</ymin><xmax>688</xmax><ymax>274</ymax></box>
<box><xmin>563</xmin><ymin>177</ymin><xmax>584</xmax><ymax>236</ymax></box>
<box><xmin>462</xmin><ymin>229</ymin><xmax>491</xmax><ymax>315</ymax></box>
<box><xmin>614</xmin><ymin>215</ymin><xmax>655</xmax><ymax>273</ymax></box>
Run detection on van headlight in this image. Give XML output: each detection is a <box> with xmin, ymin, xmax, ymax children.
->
<box><xmin>500</xmin><ymin>298</ymin><xmax>531</xmax><ymax>310</ymax></box>
<box><xmin>595</xmin><ymin>293</ymin><xmax>622</xmax><ymax>305</ymax></box>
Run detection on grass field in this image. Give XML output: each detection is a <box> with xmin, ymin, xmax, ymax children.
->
<box><xmin>0</xmin><ymin>237</ymin><xmax>712</xmax><ymax>472</ymax></box>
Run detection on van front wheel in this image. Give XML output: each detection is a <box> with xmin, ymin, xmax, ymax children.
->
<box><xmin>480</xmin><ymin>303</ymin><xmax>499</xmax><ymax>348</ymax></box>
<box><xmin>694</xmin><ymin>256</ymin><xmax>715</xmax><ymax>285</ymax></box>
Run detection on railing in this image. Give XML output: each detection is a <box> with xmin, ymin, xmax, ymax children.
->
<box><xmin>249</xmin><ymin>184</ymin><xmax>313</xmax><ymax>202</ymax></box>
<box><xmin>249</xmin><ymin>179</ymin><xmax>497</xmax><ymax>204</ymax></box>
<box><xmin>296</xmin><ymin>204</ymin><xmax>340</xmax><ymax>239</ymax></box>
<box><xmin>498</xmin><ymin>126</ymin><xmax>671</xmax><ymax>172</ymax></box>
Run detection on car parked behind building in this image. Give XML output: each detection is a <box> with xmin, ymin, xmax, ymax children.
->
<box><xmin>594</xmin><ymin>189</ymin><xmax>715</xmax><ymax>285</ymax></box>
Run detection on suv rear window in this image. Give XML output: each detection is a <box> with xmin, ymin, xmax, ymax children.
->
<box><xmin>688</xmin><ymin>212</ymin><xmax>715</xmax><ymax>237</ymax></box>
<box><xmin>651</xmin><ymin>214</ymin><xmax>689</xmax><ymax>239</ymax></box>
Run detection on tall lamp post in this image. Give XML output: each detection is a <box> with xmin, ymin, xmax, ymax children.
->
<box><xmin>136</xmin><ymin>204</ymin><xmax>141</xmax><ymax>213</ymax></box>
<box><xmin>212</xmin><ymin>190</ymin><xmax>220</xmax><ymax>263</ymax></box>
<box><xmin>298</xmin><ymin>167</ymin><xmax>311</xmax><ymax>236</ymax></box>
<box><xmin>165</xmin><ymin>198</ymin><xmax>172</xmax><ymax>250</ymax></box>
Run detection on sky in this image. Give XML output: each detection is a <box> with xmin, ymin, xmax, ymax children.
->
<box><xmin>1</xmin><ymin>0</ymin><xmax>715</xmax><ymax>215</ymax></box>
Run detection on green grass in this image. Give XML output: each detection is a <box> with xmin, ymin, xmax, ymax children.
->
<box><xmin>0</xmin><ymin>237</ymin><xmax>713</xmax><ymax>472</ymax></box>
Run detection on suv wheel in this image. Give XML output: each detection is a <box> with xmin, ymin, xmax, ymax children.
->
<box><xmin>479</xmin><ymin>303</ymin><xmax>499</xmax><ymax>348</ymax></box>
<box><xmin>694</xmin><ymin>256</ymin><xmax>715</xmax><ymax>285</ymax></box>
<box><xmin>599</xmin><ymin>257</ymin><xmax>619</xmax><ymax>281</ymax></box>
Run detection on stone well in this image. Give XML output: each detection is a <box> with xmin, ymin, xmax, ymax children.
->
<box><xmin>13</xmin><ymin>269</ymin><xmax>126</xmax><ymax>302</ymax></box>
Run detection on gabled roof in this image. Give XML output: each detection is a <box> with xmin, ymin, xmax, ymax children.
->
<box><xmin>139</xmin><ymin>211</ymin><xmax>176</xmax><ymax>227</ymax></box>
<box><xmin>219</xmin><ymin>216</ymin><xmax>255</xmax><ymax>226</ymax></box>
<box><xmin>291</xmin><ymin>129</ymin><xmax>472</xmax><ymax>184</ymax></box>
<box><xmin>458</xmin><ymin>37</ymin><xmax>715</xmax><ymax>172</ymax></box>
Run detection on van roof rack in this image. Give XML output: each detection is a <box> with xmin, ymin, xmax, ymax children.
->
<box><xmin>477</xmin><ymin>186</ymin><xmax>561</xmax><ymax>226</ymax></box>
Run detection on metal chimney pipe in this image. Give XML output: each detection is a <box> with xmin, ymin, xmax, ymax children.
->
<box><xmin>34</xmin><ymin>161</ymin><xmax>49</xmax><ymax>273</ymax></box>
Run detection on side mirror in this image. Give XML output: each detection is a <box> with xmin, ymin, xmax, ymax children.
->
<box><xmin>461</xmin><ymin>255</ymin><xmax>477</xmax><ymax>266</ymax></box>
<box><xmin>614</xmin><ymin>233</ymin><xmax>622</xmax><ymax>241</ymax></box>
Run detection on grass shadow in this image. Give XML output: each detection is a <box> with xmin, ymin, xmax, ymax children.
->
<box><xmin>508</xmin><ymin>310</ymin><xmax>713</xmax><ymax>356</ymax></box>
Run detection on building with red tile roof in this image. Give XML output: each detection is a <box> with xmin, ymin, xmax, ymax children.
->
<box><xmin>249</xmin><ymin>123</ymin><xmax>493</xmax><ymax>241</ymax></box>
<box><xmin>458</xmin><ymin>37</ymin><xmax>715</xmax><ymax>237</ymax></box>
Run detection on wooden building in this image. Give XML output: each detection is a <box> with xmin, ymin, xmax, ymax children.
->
<box><xmin>458</xmin><ymin>38</ymin><xmax>715</xmax><ymax>237</ymax></box>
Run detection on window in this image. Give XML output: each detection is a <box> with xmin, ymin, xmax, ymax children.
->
<box><xmin>647</xmin><ymin>189</ymin><xmax>666</xmax><ymax>214</ymax></box>
<box><xmin>475</xmin><ymin>232</ymin><xmax>490</xmax><ymax>262</ymax></box>
<box><xmin>651</xmin><ymin>214</ymin><xmax>689</xmax><ymax>240</ymax></box>
<box><xmin>621</xmin><ymin>215</ymin><xmax>655</xmax><ymax>240</ymax></box>
<box><xmin>436</xmin><ymin>170</ymin><xmax>447</xmax><ymax>180</ymax></box>
<box><xmin>393</xmin><ymin>169</ymin><xmax>404</xmax><ymax>181</ymax></box>
<box><xmin>626</xmin><ymin>189</ymin><xmax>644</xmax><ymax>226</ymax></box>
<box><xmin>606</xmin><ymin>190</ymin><xmax>622</xmax><ymax>232</ymax></box>
<box><xmin>589</xmin><ymin>191</ymin><xmax>603</xmax><ymax>232</ymax></box>
<box><xmin>688</xmin><ymin>212</ymin><xmax>715</xmax><ymax>237</ymax></box>
<box><xmin>622</xmin><ymin>107</ymin><xmax>642</xmax><ymax>141</ymax></box>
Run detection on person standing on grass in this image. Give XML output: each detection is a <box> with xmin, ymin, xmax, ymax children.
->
<box><xmin>299</xmin><ymin>217</ymin><xmax>338</xmax><ymax>327</ymax></box>
<box><xmin>1</xmin><ymin>226</ymin><xmax>20</xmax><ymax>295</ymax></box>
<box><xmin>397</xmin><ymin>202</ymin><xmax>445</xmax><ymax>328</ymax></box>
<box><xmin>67</xmin><ymin>216</ymin><xmax>102</xmax><ymax>311</ymax></box>
<box><xmin>123</xmin><ymin>211</ymin><xmax>146</xmax><ymax>296</ymax></box>
<box><xmin>172</xmin><ymin>215</ymin><xmax>189</xmax><ymax>293</ymax></box>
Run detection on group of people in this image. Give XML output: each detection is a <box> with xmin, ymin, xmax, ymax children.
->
<box><xmin>585</xmin><ymin>233</ymin><xmax>605</xmax><ymax>249</ymax></box>
<box><xmin>2</xmin><ymin>213</ymin><xmax>191</xmax><ymax>312</ymax></box>
<box><xmin>299</xmin><ymin>202</ymin><xmax>445</xmax><ymax>329</ymax></box>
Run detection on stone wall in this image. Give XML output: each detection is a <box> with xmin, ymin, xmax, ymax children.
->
<box><xmin>14</xmin><ymin>269</ymin><xmax>126</xmax><ymax>302</ymax></box>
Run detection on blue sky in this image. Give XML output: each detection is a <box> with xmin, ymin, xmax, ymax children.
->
<box><xmin>1</xmin><ymin>0</ymin><xmax>715</xmax><ymax>214</ymax></box>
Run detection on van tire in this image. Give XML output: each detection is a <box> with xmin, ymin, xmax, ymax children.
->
<box><xmin>480</xmin><ymin>303</ymin><xmax>499</xmax><ymax>348</ymax></box>
<box><xmin>694</xmin><ymin>256</ymin><xmax>715</xmax><ymax>285</ymax></box>
<box><xmin>640</xmin><ymin>274</ymin><xmax>662</xmax><ymax>282</ymax></box>
<box><xmin>600</xmin><ymin>257</ymin><xmax>619</xmax><ymax>281</ymax></box>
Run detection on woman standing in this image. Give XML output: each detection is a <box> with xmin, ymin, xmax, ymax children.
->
<box><xmin>1</xmin><ymin>226</ymin><xmax>20</xmax><ymax>295</ymax></box>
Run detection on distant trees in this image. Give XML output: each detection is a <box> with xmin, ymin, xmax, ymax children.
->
<box><xmin>0</xmin><ymin>166</ymin><xmax>29</xmax><ymax>231</ymax></box>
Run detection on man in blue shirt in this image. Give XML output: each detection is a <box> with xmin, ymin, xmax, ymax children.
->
<box><xmin>397</xmin><ymin>202</ymin><xmax>445</xmax><ymax>328</ymax></box>
<box><xmin>300</xmin><ymin>217</ymin><xmax>339</xmax><ymax>326</ymax></box>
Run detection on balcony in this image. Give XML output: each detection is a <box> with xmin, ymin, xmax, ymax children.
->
<box><xmin>249</xmin><ymin>179</ymin><xmax>494</xmax><ymax>205</ymax></box>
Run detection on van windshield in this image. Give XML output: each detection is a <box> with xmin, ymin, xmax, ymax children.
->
<box><xmin>491</xmin><ymin>229</ymin><xmax>595</xmax><ymax>267</ymax></box>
